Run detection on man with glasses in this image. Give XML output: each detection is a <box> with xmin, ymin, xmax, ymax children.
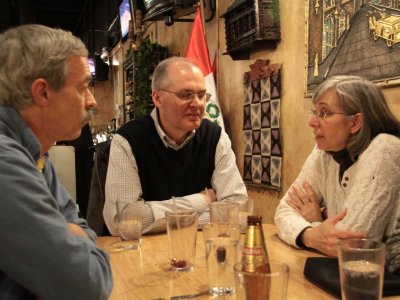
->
<box><xmin>104</xmin><ymin>57</ymin><xmax>247</xmax><ymax>234</ymax></box>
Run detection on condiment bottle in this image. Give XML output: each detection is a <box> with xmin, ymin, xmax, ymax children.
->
<box><xmin>241</xmin><ymin>215</ymin><xmax>271</xmax><ymax>299</ymax></box>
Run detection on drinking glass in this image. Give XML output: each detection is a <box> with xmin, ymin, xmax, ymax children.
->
<box><xmin>203</xmin><ymin>223</ymin><xmax>241</xmax><ymax>243</ymax></box>
<box><xmin>234</xmin><ymin>261</ymin><xmax>289</xmax><ymax>300</ymax></box>
<box><xmin>203</xmin><ymin>223</ymin><xmax>241</xmax><ymax>295</ymax></box>
<box><xmin>209</xmin><ymin>201</ymin><xmax>239</xmax><ymax>223</ymax></box>
<box><xmin>237</xmin><ymin>197</ymin><xmax>253</xmax><ymax>233</ymax></box>
<box><xmin>165</xmin><ymin>210</ymin><xmax>198</xmax><ymax>271</ymax></box>
<box><xmin>338</xmin><ymin>239</ymin><xmax>386</xmax><ymax>300</ymax></box>
<box><xmin>114</xmin><ymin>198</ymin><xmax>144</xmax><ymax>251</ymax></box>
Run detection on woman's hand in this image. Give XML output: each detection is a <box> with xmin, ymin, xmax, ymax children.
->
<box><xmin>287</xmin><ymin>181</ymin><xmax>323</xmax><ymax>222</ymax></box>
<box><xmin>301</xmin><ymin>209</ymin><xmax>367</xmax><ymax>256</ymax></box>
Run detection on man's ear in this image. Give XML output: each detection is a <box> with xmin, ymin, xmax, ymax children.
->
<box><xmin>31</xmin><ymin>78</ymin><xmax>50</xmax><ymax>107</ymax></box>
<box><xmin>152</xmin><ymin>90</ymin><xmax>162</xmax><ymax>108</ymax></box>
<box><xmin>350</xmin><ymin>113</ymin><xmax>363</xmax><ymax>134</ymax></box>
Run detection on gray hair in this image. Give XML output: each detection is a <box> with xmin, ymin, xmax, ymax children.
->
<box><xmin>0</xmin><ymin>24</ymin><xmax>88</xmax><ymax>110</ymax></box>
<box><xmin>151</xmin><ymin>56</ymin><xmax>202</xmax><ymax>91</ymax></box>
<box><xmin>312</xmin><ymin>75</ymin><xmax>400</xmax><ymax>160</ymax></box>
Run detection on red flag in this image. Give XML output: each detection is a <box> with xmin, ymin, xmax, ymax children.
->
<box><xmin>185</xmin><ymin>7</ymin><xmax>224</xmax><ymax>129</ymax></box>
<box><xmin>211</xmin><ymin>51</ymin><xmax>217</xmax><ymax>84</ymax></box>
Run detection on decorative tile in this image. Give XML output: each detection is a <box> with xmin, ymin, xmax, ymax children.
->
<box><xmin>252</xmin><ymin>130</ymin><xmax>261</xmax><ymax>155</ymax></box>
<box><xmin>243</xmin><ymin>155</ymin><xmax>252</xmax><ymax>181</ymax></box>
<box><xmin>243</xmin><ymin>130</ymin><xmax>252</xmax><ymax>156</ymax></box>
<box><xmin>271</xmin><ymin>99</ymin><xmax>280</xmax><ymax>128</ymax></box>
<box><xmin>251</xmin><ymin>80</ymin><xmax>261</xmax><ymax>103</ymax></box>
<box><xmin>261</xmin><ymin>157</ymin><xmax>271</xmax><ymax>185</ymax></box>
<box><xmin>261</xmin><ymin>128</ymin><xmax>271</xmax><ymax>156</ymax></box>
<box><xmin>243</xmin><ymin>83</ymin><xmax>252</xmax><ymax>105</ymax></box>
<box><xmin>251</xmin><ymin>155</ymin><xmax>262</xmax><ymax>184</ymax></box>
<box><xmin>270</xmin><ymin>74</ymin><xmax>281</xmax><ymax>100</ymax></box>
<box><xmin>243</xmin><ymin>104</ymin><xmax>251</xmax><ymax>130</ymax></box>
<box><xmin>261</xmin><ymin>101</ymin><xmax>271</xmax><ymax>128</ymax></box>
<box><xmin>271</xmin><ymin>157</ymin><xmax>282</xmax><ymax>187</ymax></box>
<box><xmin>251</xmin><ymin>103</ymin><xmax>261</xmax><ymax>129</ymax></box>
<box><xmin>261</xmin><ymin>77</ymin><xmax>271</xmax><ymax>101</ymax></box>
<box><xmin>271</xmin><ymin>129</ymin><xmax>282</xmax><ymax>156</ymax></box>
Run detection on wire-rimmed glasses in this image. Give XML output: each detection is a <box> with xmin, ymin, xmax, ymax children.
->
<box><xmin>309</xmin><ymin>108</ymin><xmax>347</xmax><ymax>120</ymax></box>
<box><xmin>159</xmin><ymin>89</ymin><xmax>211</xmax><ymax>103</ymax></box>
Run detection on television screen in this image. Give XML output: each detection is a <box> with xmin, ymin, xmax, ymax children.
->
<box><xmin>88</xmin><ymin>55</ymin><xmax>109</xmax><ymax>82</ymax></box>
<box><xmin>88</xmin><ymin>57</ymin><xmax>96</xmax><ymax>77</ymax></box>
<box><xmin>119</xmin><ymin>0</ymin><xmax>133</xmax><ymax>39</ymax></box>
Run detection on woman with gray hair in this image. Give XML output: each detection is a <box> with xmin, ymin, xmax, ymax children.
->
<box><xmin>275</xmin><ymin>75</ymin><xmax>400</xmax><ymax>267</ymax></box>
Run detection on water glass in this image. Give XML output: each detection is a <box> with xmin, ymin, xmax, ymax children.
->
<box><xmin>114</xmin><ymin>198</ymin><xmax>144</xmax><ymax>251</ymax></box>
<box><xmin>234</xmin><ymin>261</ymin><xmax>289</xmax><ymax>300</ymax></box>
<box><xmin>165</xmin><ymin>210</ymin><xmax>198</xmax><ymax>271</ymax></box>
<box><xmin>203</xmin><ymin>222</ymin><xmax>241</xmax><ymax>243</ymax></box>
<box><xmin>209</xmin><ymin>201</ymin><xmax>239</xmax><ymax>223</ymax></box>
<box><xmin>203</xmin><ymin>223</ymin><xmax>241</xmax><ymax>295</ymax></box>
<box><xmin>238</xmin><ymin>197</ymin><xmax>253</xmax><ymax>233</ymax></box>
<box><xmin>338</xmin><ymin>239</ymin><xmax>386</xmax><ymax>300</ymax></box>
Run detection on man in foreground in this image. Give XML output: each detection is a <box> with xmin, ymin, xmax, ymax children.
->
<box><xmin>0</xmin><ymin>25</ymin><xmax>113</xmax><ymax>299</ymax></box>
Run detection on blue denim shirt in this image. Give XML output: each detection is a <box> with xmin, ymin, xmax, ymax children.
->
<box><xmin>0</xmin><ymin>106</ymin><xmax>113</xmax><ymax>300</ymax></box>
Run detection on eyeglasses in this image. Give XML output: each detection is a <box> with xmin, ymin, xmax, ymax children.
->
<box><xmin>159</xmin><ymin>89</ymin><xmax>211</xmax><ymax>103</ymax></box>
<box><xmin>309</xmin><ymin>108</ymin><xmax>347</xmax><ymax>120</ymax></box>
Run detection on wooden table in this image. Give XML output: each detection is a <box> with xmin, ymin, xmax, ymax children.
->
<box><xmin>97</xmin><ymin>224</ymin><xmax>399</xmax><ymax>300</ymax></box>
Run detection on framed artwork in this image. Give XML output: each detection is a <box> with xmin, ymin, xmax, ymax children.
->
<box><xmin>305</xmin><ymin>0</ymin><xmax>400</xmax><ymax>95</ymax></box>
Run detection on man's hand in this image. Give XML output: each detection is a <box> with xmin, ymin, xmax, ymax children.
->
<box><xmin>67</xmin><ymin>223</ymin><xmax>89</xmax><ymax>238</ymax></box>
<box><xmin>287</xmin><ymin>181</ymin><xmax>323</xmax><ymax>222</ymax></box>
<box><xmin>301</xmin><ymin>209</ymin><xmax>366</xmax><ymax>256</ymax></box>
<box><xmin>200</xmin><ymin>188</ymin><xmax>216</xmax><ymax>204</ymax></box>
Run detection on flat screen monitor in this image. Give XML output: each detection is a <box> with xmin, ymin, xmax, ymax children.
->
<box><xmin>88</xmin><ymin>55</ymin><xmax>109</xmax><ymax>82</ymax></box>
<box><xmin>88</xmin><ymin>57</ymin><xmax>96</xmax><ymax>77</ymax></box>
<box><xmin>119</xmin><ymin>0</ymin><xmax>133</xmax><ymax>40</ymax></box>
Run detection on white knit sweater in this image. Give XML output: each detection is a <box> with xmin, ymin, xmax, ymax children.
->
<box><xmin>275</xmin><ymin>133</ymin><xmax>400</xmax><ymax>249</ymax></box>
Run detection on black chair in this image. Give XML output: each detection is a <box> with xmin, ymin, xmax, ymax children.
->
<box><xmin>86</xmin><ymin>140</ymin><xmax>111</xmax><ymax>236</ymax></box>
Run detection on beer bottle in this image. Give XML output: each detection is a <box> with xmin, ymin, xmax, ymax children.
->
<box><xmin>241</xmin><ymin>215</ymin><xmax>271</xmax><ymax>299</ymax></box>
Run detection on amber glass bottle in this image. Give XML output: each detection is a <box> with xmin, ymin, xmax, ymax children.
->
<box><xmin>241</xmin><ymin>215</ymin><xmax>271</xmax><ymax>299</ymax></box>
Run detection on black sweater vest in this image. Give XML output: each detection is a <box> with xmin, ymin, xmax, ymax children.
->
<box><xmin>117</xmin><ymin>116</ymin><xmax>221</xmax><ymax>200</ymax></box>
